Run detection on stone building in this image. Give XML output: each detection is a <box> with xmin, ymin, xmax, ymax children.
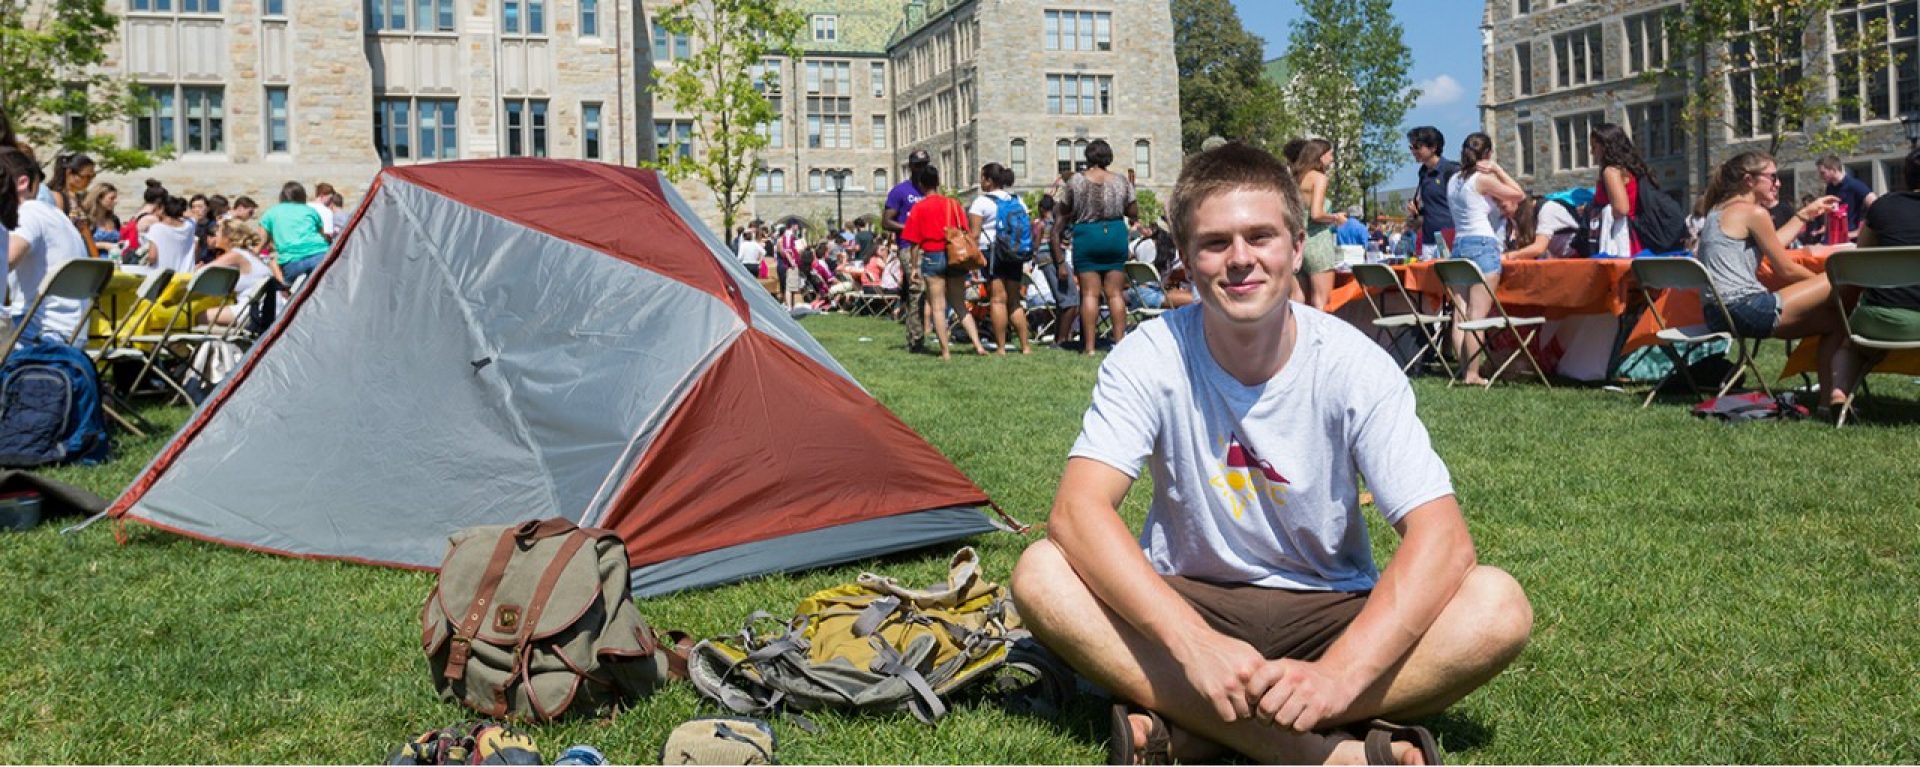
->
<box><xmin>95</xmin><ymin>0</ymin><xmax>647</xmax><ymax>207</ymax></box>
<box><xmin>81</xmin><ymin>0</ymin><xmax>1180</xmax><ymax>231</ymax></box>
<box><xmin>1481</xmin><ymin>0</ymin><xmax>1919</xmax><ymax>206</ymax></box>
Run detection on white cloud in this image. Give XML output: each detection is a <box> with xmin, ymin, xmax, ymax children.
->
<box><xmin>1414</xmin><ymin>75</ymin><xmax>1465</xmax><ymax>108</ymax></box>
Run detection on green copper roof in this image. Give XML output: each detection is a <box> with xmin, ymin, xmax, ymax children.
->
<box><xmin>787</xmin><ymin>0</ymin><xmax>903</xmax><ymax>55</ymax></box>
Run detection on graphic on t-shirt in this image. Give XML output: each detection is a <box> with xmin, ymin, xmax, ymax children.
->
<box><xmin>1209</xmin><ymin>431</ymin><xmax>1291</xmax><ymax>520</ymax></box>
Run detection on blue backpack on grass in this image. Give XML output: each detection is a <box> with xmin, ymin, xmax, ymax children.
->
<box><xmin>992</xmin><ymin>196</ymin><xmax>1034</xmax><ymax>263</ymax></box>
<box><xmin>0</xmin><ymin>342</ymin><xmax>110</xmax><ymax>468</ymax></box>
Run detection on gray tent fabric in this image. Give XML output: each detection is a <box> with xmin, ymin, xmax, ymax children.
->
<box><xmin>126</xmin><ymin>178</ymin><xmax>743</xmax><ymax>567</ymax></box>
<box><xmin>108</xmin><ymin>161</ymin><xmax>1002</xmax><ymax>592</ymax></box>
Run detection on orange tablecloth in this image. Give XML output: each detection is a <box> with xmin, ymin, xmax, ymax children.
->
<box><xmin>1329</xmin><ymin>259</ymin><xmax>1640</xmax><ymax>319</ymax></box>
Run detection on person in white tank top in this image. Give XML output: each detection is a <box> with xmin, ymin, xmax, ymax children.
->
<box><xmin>1443</xmin><ymin>133</ymin><xmax>1527</xmax><ymax>385</ymax></box>
<box><xmin>197</xmin><ymin>218</ymin><xmax>284</xmax><ymax>327</ymax></box>
<box><xmin>143</xmin><ymin>196</ymin><xmax>197</xmax><ymax>274</ymax></box>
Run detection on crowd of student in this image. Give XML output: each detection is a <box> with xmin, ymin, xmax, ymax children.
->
<box><xmin>1</xmin><ymin>113</ymin><xmax>345</xmax><ymax>351</ymax></box>
<box><xmin>1401</xmin><ymin>120</ymin><xmax>1920</xmax><ymax>411</ymax></box>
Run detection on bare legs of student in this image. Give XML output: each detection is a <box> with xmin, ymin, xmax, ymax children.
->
<box><xmin>1301</xmin><ymin>269</ymin><xmax>1336</xmax><ymax>312</ymax></box>
<box><xmin>1450</xmin><ymin>275</ymin><xmax>1500</xmax><ymax>385</ymax></box>
<box><xmin>988</xmin><ymin>278</ymin><xmax>1032</xmax><ymax>355</ymax></box>
<box><xmin>1771</xmin><ymin>274</ymin><xmax>1848</xmax><ymax>406</ymax></box>
<box><xmin>1103</xmin><ymin>270</ymin><xmax>1130</xmax><ymax>346</ymax></box>
<box><xmin>929</xmin><ymin>272</ymin><xmax>990</xmax><ymax>363</ymax></box>
<box><xmin>1011</xmin><ymin>539</ymin><xmax>1532</xmax><ymax>765</ymax></box>
<box><xmin>1077</xmin><ymin>271</ymin><xmax>1105</xmax><ymax>354</ymax></box>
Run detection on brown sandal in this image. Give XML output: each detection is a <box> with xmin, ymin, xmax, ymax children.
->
<box><xmin>1356</xmin><ymin>719</ymin><xmax>1442</xmax><ymax>765</ymax></box>
<box><xmin>1107</xmin><ymin>703</ymin><xmax>1174</xmax><ymax>765</ymax></box>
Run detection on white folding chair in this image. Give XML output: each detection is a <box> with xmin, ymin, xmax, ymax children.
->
<box><xmin>191</xmin><ymin>276</ymin><xmax>274</xmax><ymax>346</ymax></box>
<box><xmin>1825</xmin><ymin>247</ymin><xmax>1920</xmax><ymax>427</ymax></box>
<box><xmin>127</xmin><ymin>266</ymin><xmax>241</xmax><ymax>405</ymax></box>
<box><xmin>1123</xmin><ymin>261</ymin><xmax>1169</xmax><ymax>324</ymax></box>
<box><xmin>1631</xmin><ymin>257</ymin><xmax>1771</xmax><ymax>406</ymax></box>
<box><xmin>1350</xmin><ymin>263</ymin><xmax>1454</xmax><ymax>378</ymax></box>
<box><xmin>1431</xmin><ymin>259</ymin><xmax>1551</xmax><ymax>388</ymax></box>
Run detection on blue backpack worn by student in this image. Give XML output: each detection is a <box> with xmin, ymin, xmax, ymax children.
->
<box><xmin>991</xmin><ymin>196</ymin><xmax>1035</xmax><ymax>264</ymax></box>
<box><xmin>0</xmin><ymin>342</ymin><xmax>111</xmax><ymax>468</ymax></box>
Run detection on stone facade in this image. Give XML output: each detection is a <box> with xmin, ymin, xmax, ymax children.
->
<box><xmin>892</xmin><ymin>0</ymin><xmax>1182</xmax><ymax>207</ymax></box>
<box><xmin>1482</xmin><ymin>0</ymin><xmax>1920</xmax><ymax>206</ymax></box>
<box><xmin>81</xmin><ymin>0</ymin><xmax>1180</xmax><ymax>232</ymax></box>
<box><xmin>93</xmin><ymin>0</ymin><xmax>647</xmax><ymax>212</ymax></box>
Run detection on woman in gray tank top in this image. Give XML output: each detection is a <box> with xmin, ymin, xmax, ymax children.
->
<box><xmin>1694</xmin><ymin>150</ymin><xmax>1853</xmax><ymax>410</ymax></box>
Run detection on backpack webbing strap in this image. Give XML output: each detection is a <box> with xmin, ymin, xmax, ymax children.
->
<box><xmin>851</xmin><ymin>596</ymin><xmax>902</xmax><ymax>637</ymax></box>
<box><xmin>869</xmin><ymin>636</ymin><xmax>947</xmax><ymax>723</ymax></box>
<box><xmin>513</xmin><ymin>530</ymin><xmax>591</xmax><ymax>654</ymax></box>
<box><xmin>446</xmin><ymin>530</ymin><xmax>525</xmax><ymax>682</ymax></box>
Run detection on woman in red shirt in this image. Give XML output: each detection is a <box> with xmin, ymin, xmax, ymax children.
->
<box><xmin>900</xmin><ymin>163</ymin><xmax>987</xmax><ymax>359</ymax></box>
<box><xmin>1591</xmin><ymin>123</ymin><xmax>1645</xmax><ymax>257</ymax></box>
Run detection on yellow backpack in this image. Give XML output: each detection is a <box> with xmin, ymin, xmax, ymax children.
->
<box><xmin>688</xmin><ymin>548</ymin><xmax>1023</xmax><ymax>724</ymax></box>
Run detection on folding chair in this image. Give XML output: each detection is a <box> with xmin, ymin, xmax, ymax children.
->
<box><xmin>1430</xmin><ymin>260</ymin><xmax>1551</xmax><ymax>388</ymax></box>
<box><xmin>190</xmin><ymin>275</ymin><xmax>273</xmax><ymax>345</ymax></box>
<box><xmin>1631</xmin><ymin>257</ymin><xmax>1772</xmax><ymax>406</ymax></box>
<box><xmin>1023</xmin><ymin>270</ymin><xmax>1059</xmax><ymax>343</ymax></box>
<box><xmin>1123</xmin><ymin>261</ymin><xmax>1169</xmax><ymax>324</ymax></box>
<box><xmin>1</xmin><ymin>258</ymin><xmax>116</xmax><ymax>365</ymax></box>
<box><xmin>1825</xmin><ymin>247</ymin><xmax>1920</xmax><ymax>427</ymax></box>
<box><xmin>0</xmin><ymin>259</ymin><xmax>142</xmax><ymax>434</ymax></box>
<box><xmin>126</xmin><ymin>266</ymin><xmax>241</xmax><ymax>405</ymax></box>
<box><xmin>1350</xmin><ymin>263</ymin><xmax>1453</xmax><ymax>378</ymax></box>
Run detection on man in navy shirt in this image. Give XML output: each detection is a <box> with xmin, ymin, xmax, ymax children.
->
<box><xmin>1818</xmin><ymin>155</ymin><xmax>1877</xmax><ymax>241</ymax></box>
<box><xmin>1405</xmin><ymin>126</ymin><xmax>1458</xmax><ymax>259</ymax></box>
<box><xmin>885</xmin><ymin>149</ymin><xmax>932</xmax><ymax>350</ymax></box>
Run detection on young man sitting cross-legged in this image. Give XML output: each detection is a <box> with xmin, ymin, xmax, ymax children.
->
<box><xmin>1011</xmin><ymin>143</ymin><xmax>1532</xmax><ymax>765</ymax></box>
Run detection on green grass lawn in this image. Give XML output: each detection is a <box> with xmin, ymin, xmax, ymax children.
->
<box><xmin>4</xmin><ymin>312</ymin><xmax>1919</xmax><ymax>763</ymax></box>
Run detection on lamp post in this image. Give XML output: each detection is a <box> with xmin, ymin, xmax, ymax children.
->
<box><xmin>1903</xmin><ymin>110</ymin><xmax>1920</xmax><ymax>148</ymax></box>
<box><xmin>830</xmin><ymin>170</ymin><xmax>848</xmax><ymax>233</ymax></box>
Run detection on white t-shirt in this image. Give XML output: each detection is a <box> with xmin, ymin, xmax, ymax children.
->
<box><xmin>8</xmin><ymin>200</ymin><xmax>94</xmax><ymax>345</ymax></box>
<box><xmin>1069</xmin><ymin>303</ymin><xmax>1455</xmax><ymax>591</ymax></box>
<box><xmin>968</xmin><ymin>190</ymin><xmax>1017</xmax><ymax>251</ymax></box>
<box><xmin>1535</xmin><ymin>201</ymin><xmax>1581</xmax><ymax>258</ymax></box>
<box><xmin>737</xmin><ymin>238</ymin><xmax>766</xmax><ymax>267</ymax></box>
<box><xmin>309</xmin><ymin>201</ymin><xmax>338</xmax><ymax>237</ymax></box>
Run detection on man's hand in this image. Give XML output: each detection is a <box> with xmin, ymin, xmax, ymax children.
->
<box><xmin>1170</xmin><ymin>633</ymin><xmax>1268</xmax><ymax>723</ymax></box>
<box><xmin>1248</xmin><ymin>658</ymin><xmax>1361</xmax><ymax>733</ymax></box>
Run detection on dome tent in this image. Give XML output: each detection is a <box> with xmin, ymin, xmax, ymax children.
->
<box><xmin>107</xmin><ymin>159</ymin><xmax>1006</xmax><ymax>596</ymax></box>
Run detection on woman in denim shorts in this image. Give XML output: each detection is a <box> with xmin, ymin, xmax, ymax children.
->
<box><xmin>1444</xmin><ymin>133</ymin><xmax>1528</xmax><ymax>384</ymax></box>
<box><xmin>1695</xmin><ymin>151</ymin><xmax>1851</xmax><ymax>409</ymax></box>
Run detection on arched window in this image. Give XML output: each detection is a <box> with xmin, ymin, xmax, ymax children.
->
<box><xmin>1056</xmin><ymin>139</ymin><xmax>1072</xmax><ymax>176</ymax></box>
<box><xmin>770</xmin><ymin>169</ymin><xmax>785</xmax><ymax>193</ymax></box>
<box><xmin>809</xmin><ymin>169</ymin><xmax>824</xmax><ymax>192</ymax></box>
<box><xmin>872</xmin><ymin>168</ymin><xmax>888</xmax><ymax>190</ymax></box>
<box><xmin>1134</xmin><ymin>140</ymin><xmax>1151</xmax><ymax>179</ymax></box>
<box><xmin>1009</xmin><ymin>139</ymin><xmax>1026</xmax><ymax>181</ymax></box>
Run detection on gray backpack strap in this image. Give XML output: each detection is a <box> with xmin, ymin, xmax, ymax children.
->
<box><xmin>851</xmin><ymin>596</ymin><xmax>902</xmax><ymax>637</ymax></box>
<box><xmin>868</xmin><ymin>636</ymin><xmax>946</xmax><ymax>724</ymax></box>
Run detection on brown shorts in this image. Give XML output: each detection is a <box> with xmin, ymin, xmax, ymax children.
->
<box><xmin>1163</xmin><ymin>575</ymin><xmax>1369</xmax><ymax>661</ymax></box>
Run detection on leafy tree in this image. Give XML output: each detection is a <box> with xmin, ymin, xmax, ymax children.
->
<box><xmin>1135</xmin><ymin>188</ymin><xmax>1164</xmax><ymax>227</ymax></box>
<box><xmin>1664</xmin><ymin>0</ymin><xmax>1901</xmax><ymax>160</ymax></box>
<box><xmin>0</xmin><ymin>0</ymin><xmax>160</xmax><ymax>171</ymax></box>
<box><xmin>647</xmin><ymin>0</ymin><xmax>803</xmax><ymax>235</ymax></box>
<box><xmin>1171</xmin><ymin>0</ymin><xmax>1294</xmax><ymax>154</ymax></box>
<box><xmin>1282</xmin><ymin>0</ymin><xmax>1418</xmax><ymax>216</ymax></box>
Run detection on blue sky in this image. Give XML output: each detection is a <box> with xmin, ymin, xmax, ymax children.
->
<box><xmin>1229</xmin><ymin>0</ymin><xmax>1484</xmax><ymax>189</ymax></box>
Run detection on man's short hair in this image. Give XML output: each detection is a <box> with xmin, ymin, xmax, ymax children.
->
<box><xmin>1818</xmin><ymin>155</ymin><xmax>1844</xmax><ymax>172</ymax></box>
<box><xmin>1905</xmin><ymin>147</ymin><xmax>1920</xmax><ymax>191</ymax></box>
<box><xmin>234</xmin><ymin>196</ymin><xmax>258</xmax><ymax>209</ymax></box>
<box><xmin>1167</xmin><ymin>142</ymin><xmax>1306</xmax><ymax>255</ymax></box>
<box><xmin>280</xmin><ymin>181</ymin><xmax>307</xmax><ymax>204</ymax></box>
<box><xmin>1406</xmin><ymin>126</ymin><xmax>1445</xmax><ymax>152</ymax></box>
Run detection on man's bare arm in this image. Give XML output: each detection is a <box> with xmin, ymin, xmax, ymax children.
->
<box><xmin>1251</xmin><ymin>496</ymin><xmax>1476</xmax><ymax>731</ymax></box>
<box><xmin>1049</xmin><ymin>457</ymin><xmax>1269</xmax><ymax>723</ymax></box>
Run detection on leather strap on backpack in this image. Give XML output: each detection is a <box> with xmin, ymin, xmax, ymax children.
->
<box><xmin>513</xmin><ymin>531</ymin><xmax>591</xmax><ymax>652</ymax></box>
<box><xmin>446</xmin><ymin>530</ymin><xmax>524</xmax><ymax>682</ymax></box>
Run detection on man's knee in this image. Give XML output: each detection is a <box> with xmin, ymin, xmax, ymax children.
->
<box><xmin>1455</xmin><ymin>565</ymin><xmax>1533</xmax><ymax>663</ymax></box>
<box><xmin>1010</xmin><ymin>539</ymin><xmax>1079</xmax><ymax>632</ymax></box>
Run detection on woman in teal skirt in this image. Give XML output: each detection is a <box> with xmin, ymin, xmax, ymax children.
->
<box><xmin>1053</xmin><ymin>139</ymin><xmax>1139</xmax><ymax>354</ymax></box>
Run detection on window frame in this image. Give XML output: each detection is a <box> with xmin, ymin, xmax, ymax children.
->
<box><xmin>581</xmin><ymin>101</ymin><xmax>602</xmax><ymax>160</ymax></box>
<box><xmin>578</xmin><ymin>0</ymin><xmax>597</xmax><ymax>37</ymax></box>
<box><xmin>1552</xmin><ymin>24</ymin><xmax>1604</xmax><ymax>90</ymax></box>
<box><xmin>1553</xmin><ymin>111</ymin><xmax>1603</xmax><ymax>171</ymax></box>
<box><xmin>265</xmin><ymin>86</ymin><xmax>290</xmax><ymax>154</ymax></box>
<box><xmin>368</xmin><ymin>0</ymin><xmax>455</xmax><ymax>33</ymax></box>
<box><xmin>374</xmin><ymin>96</ymin><xmax>458</xmax><ymax>162</ymax></box>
